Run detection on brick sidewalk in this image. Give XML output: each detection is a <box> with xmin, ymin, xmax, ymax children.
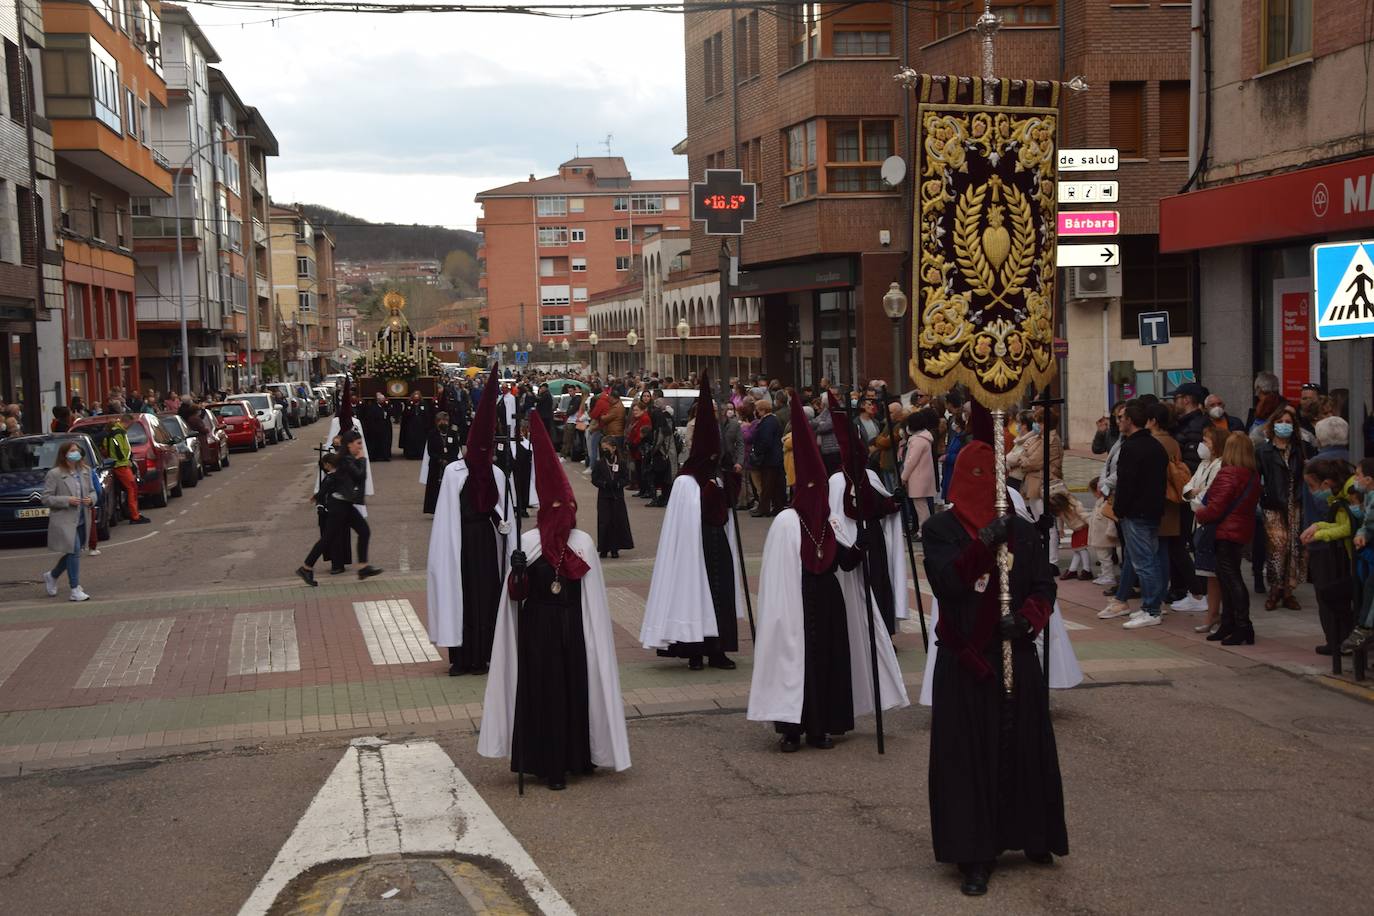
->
<box><xmin>0</xmin><ymin>548</ymin><xmax>1367</xmax><ymax>771</ymax></box>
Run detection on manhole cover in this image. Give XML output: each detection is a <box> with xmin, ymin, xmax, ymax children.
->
<box><xmin>1292</xmin><ymin>716</ymin><xmax>1374</xmax><ymax>738</ymax></box>
<box><xmin>271</xmin><ymin>856</ymin><xmax>537</xmax><ymax>915</ymax></box>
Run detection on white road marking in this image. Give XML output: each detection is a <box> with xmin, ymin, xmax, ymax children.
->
<box><xmin>1063</xmin><ymin>618</ymin><xmax>1092</xmax><ymax>631</ymax></box>
<box><xmin>75</xmin><ymin>617</ymin><xmax>174</xmax><ymax>688</ymax></box>
<box><xmin>0</xmin><ymin>529</ymin><xmax>159</xmax><ymax>561</ymax></box>
<box><xmin>353</xmin><ymin>599</ymin><xmax>441</xmax><ymax>665</ymax></box>
<box><xmin>0</xmin><ymin>628</ymin><xmax>51</xmax><ymax>687</ymax></box>
<box><xmin>398</xmin><ymin>543</ymin><xmax>410</xmax><ymax>573</ymax></box>
<box><xmin>227</xmin><ymin>609</ymin><xmax>300</xmax><ymax>676</ymax></box>
<box><xmin>605</xmin><ymin>586</ymin><xmax>645</xmax><ymax>635</ymax></box>
<box><xmin>165</xmin><ymin>518</ymin><xmax>176</xmax><ymax>526</ymax></box>
<box><xmin>238</xmin><ymin>737</ymin><xmax>574</xmax><ymax>915</ymax></box>
<box><xmin>179</xmin><ymin>509</ymin><xmax>188</xmax><ymax>516</ymax></box>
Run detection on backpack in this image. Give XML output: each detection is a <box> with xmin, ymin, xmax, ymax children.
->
<box><xmin>1165</xmin><ymin>458</ymin><xmax>1191</xmax><ymax>504</ymax></box>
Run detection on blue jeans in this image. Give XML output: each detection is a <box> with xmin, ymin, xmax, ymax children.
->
<box><xmin>1119</xmin><ymin>518</ymin><xmax>1167</xmax><ymax>615</ymax></box>
<box><xmin>51</xmin><ymin>522</ymin><xmax>84</xmax><ymax>588</ymax></box>
<box><xmin>586</xmin><ymin>430</ymin><xmax>603</xmax><ymax>471</ymax></box>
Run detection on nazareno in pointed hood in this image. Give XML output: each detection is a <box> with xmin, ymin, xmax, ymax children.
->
<box><xmin>827</xmin><ymin>391</ymin><xmax>889</xmax><ymax>521</ymax></box>
<box><xmin>789</xmin><ymin>389</ymin><xmax>836</xmax><ymax>574</ymax></box>
<box><xmin>529</xmin><ymin>411</ymin><xmax>591</xmax><ymax>582</ymax></box>
<box><xmin>679</xmin><ymin>371</ymin><xmax>720</xmax><ymax>483</ymax></box>
<box><xmin>949</xmin><ymin>399</ymin><xmax>997</xmax><ymax>537</ymax></box>
<box><xmin>464</xmin><ymin>364</ymin><xmax>501</xmax><ymax>514</ymax></box>
<box><xmin>335</xmin><ymin>376</ymin><xmax>354</xmax><ymax>430</ymax></box>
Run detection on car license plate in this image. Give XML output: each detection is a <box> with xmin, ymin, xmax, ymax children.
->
<box><xmin>16</xmin><ymin>507</ymin><xmax>49</xmax><ymax>519</ymax></box>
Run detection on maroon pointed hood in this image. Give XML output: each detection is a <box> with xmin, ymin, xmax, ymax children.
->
<box><xmin>951</xmin><ymin>400</ymin><xmax>997</xmax><ymax>537</ymax></box>
<box><xmin>464</xmin><ymin>365</ymin><xmax>500</xmax><ymax>513</ymax></box>
<box><xmin>679</xmin><ymin>372</ymin><xmax>720</xmax><ymax>483</ymax></box>
<box><xmin>790</xmin><ymin>390</ymin><xmax>836</xmax><ymax>574</ymax></box>
<box><xmin>336</xmin><ymin>377</ymin><xmax>354</xmax><ymax>430</ymax></box>
<box><xmin>530</xmin><ymin>412</ymin><xmax>591</xmax><ymax>581</ymax></box>
<box><xmin>828</xmin><ymin>391</ymin><xmax>895</xmax><ymax>521</ymax></box>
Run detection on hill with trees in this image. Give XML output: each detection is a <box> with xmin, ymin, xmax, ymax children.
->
<box><xmin>297</xmin><ymin>204</ymin><xmax>480</xmax><ymax>262</ymax></box>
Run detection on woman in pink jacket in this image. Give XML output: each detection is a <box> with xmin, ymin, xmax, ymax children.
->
<box><xmin>900</xmin><ymin>409</ymin><xmax>941</xmax><ymax>530</ymax></box>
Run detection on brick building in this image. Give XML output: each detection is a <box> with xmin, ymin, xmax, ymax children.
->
<box><xmin>1161</xmin><ymin>0</ymin><xmax>1374</xmax><ymax>453</ymax></box>
<box><xmin>475</xmin><ymin>157</ymin><xmax>687</xmax><ymax>351</ymax></box>
<box><xmin>684</xmin><ymin>1</ymin><xmax>1190</xmax><ymax>441</ymax></box>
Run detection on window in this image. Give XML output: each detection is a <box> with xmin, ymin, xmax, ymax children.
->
<box><xmin>5</xmin><ymin>40</ymin><xmax>23</xmax><ymax>122</ymax></box>
<box><xmin>124</xmin><ymin>87</ymin><xmax>136</xmax><ymax>137</ymax></box>
<box><xmin>1121</xmin><ymin>236</ymin><xmax>1192</xmax><ymax>338</ymax></box>
<box><xmin>439</xmin><ymin>340</ymin><xmax>454</xmax><ymax>352</ymax></box>
<box><xmin>297</xmin><ymin>256</ymin><xmax>315</xmax><ymax>278</ymax></box>
<box><xmin>90</xmin><ymin>45</ymin><xmax>120</xmax><ymax>133</ymax></box>
<box><xmin>571</xmin><ymin>257</ymin><xmax>587</xmax><ymax>272</ymax></box>
<box><xmin>631</xmin><ymin>194</ymin><xmax>663</xmax><ymax>214</ymax></box>
<box><xmin>935</xmin><ymin>1</ymin><xmax>1055</xmax><ymax>40</ymax></box>
<box><xmin>1109</xmin><ymin>82</ymin><xmax>1145</xmax><ymax>160</ymax></box>
<box><xmin>1262</xmin><ymin>0</ymin><xmax>1312</xmax><ymax>69</ymax></box>
<box><xmin>298</xmin><ymin>291</ymin><xmax>315</xmax><ymax>312</ymax></box>
<box><xmin>570</xmin><ymin>228</ymin><xmax>586</xmax><ymax>243</ymax></box>
<box><xmin>89</xmin><ymin>194</ymin><xmax>103</xmax><ymax>241</ymax></box>
<box><xmin>735</xmin><ymin>12</ymin><xmax>760</xmax><ymax>82</ymax></box>
<box><xmin>615</xmin><ymin>226</ymin><xmax>630</xmax><ymax>241</ymax></box>
<box><xmin>740</xmin><ymin>138</ymin><xmax>762</xmax><ymax>186</ymax></box>
<box><xmin>783</xmin><ymin>120</ymin><xmax>817</xmax><ymax>201</ymax></box>
<box><xmin>541</xmin><ymin>315</ymin><xmax>570</xmax><ymax>336</ymax></box>
<box><xmin>790</xmin><ymin>4</ymin><xmax>820</xmax><ymax>66</ymax></box>
<box><xmin>537</xmin><ymin>226</ymin><xmax>569</xmax><ymax>247</ymax></box>
<box><xmin>138</xmin><ymin>100</ymin><xmax>149</xmax><ymax>145</ymax></box>
<box><xmin>616</xmin><ymin>256</ymin><xmax>631</xmax><ymax>271</ymax></box>
<box><xmin>826</xmin><ymin>119</ymin><xmax>894</xmax><ymax>192</ymax></box>
<box><xmin>704</xmin><ymin>31</ymin><xmax>724</xmax><ymax>98</ymax></box>
<box><xmin>665</xmin><ymin>196</ymin><xmax>680</xmax><ymax>210</ymax></box>
<box><xmin>535</xmin><ymin>195</ymin><xmax>567</xmax><ymax>217</ymax></box>
<box><xmin>131</xmin><ymin>197</ymin><xmax>151</xmax><ymax>217</ymax></box>
<box><xmin>573</xmin><ymin>287</ymin><xmax>588</xmax><ymax>302</ymax></box>
<box><xmin>1159</xmin><ymin>82</ymin><xmax>1190</xmax><ymax>159</ymax></box>
<box><xmin>117</xmin><ymin>291</ymin><xmax>130</xmax><ymax>339</ymax></box>
<box><xmin>115</xmin><ymin>207</ymin><xmax>126</xmax><ymax>247</ymax></box>
<box><xmin>569</xmin><ymin>198</ymin><xmax>584</xmax><ymax>213</ymax></box>
<box><xmin>296</xmin><ymin>221</ymin><xmax>309</xmax><ymax>240</ymax></box>
<box><xmin>539</xmin><ymin>257</ymin><xmax>557</xmax><ymax>277</ymax></box>
<box><xmin>833</xmin><ymin>30</ymin><xmax>891</xmax><ymax>56</ymax></box>
<box><xmin>540</xmin><ymin>285</ymin><xmax>571</xmax><ymax>307</ymax></box>
<box><xmin>613</xmin><ymin>196</ymin><xmax>628</xmax><ymax>211</ymax></box>
<box><xmin>66</xmin><ymin>282</ymin><xmax>87</xmax><ymax>338</ymax></box>
<box><xmin>58</xmin><ymin>183</ymin><xmax>71</xmax><ymax>230</ymax></box>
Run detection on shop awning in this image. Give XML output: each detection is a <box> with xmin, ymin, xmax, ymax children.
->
<box><xmin>1161</xmin><ymin>154</ymin><xmax>1374</xmax><ymax>253</ymax></box>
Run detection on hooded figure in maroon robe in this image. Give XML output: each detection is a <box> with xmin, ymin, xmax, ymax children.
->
<box><xmin>921</xmin><ymin>401</ymin><xmax>1067</xmax><ymax>896</ymax></box>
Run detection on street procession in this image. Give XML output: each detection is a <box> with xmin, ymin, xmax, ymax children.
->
<box><xmin>2</xmin><ymin>1</ymin><xmax>1374</xmax><ymax>914</ymax></box>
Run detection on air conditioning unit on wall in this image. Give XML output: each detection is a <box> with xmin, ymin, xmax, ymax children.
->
<box><xmin>1067</xmin><ymin>264</ymin><xmax>1122</xmax><ymax>300</ymax></box>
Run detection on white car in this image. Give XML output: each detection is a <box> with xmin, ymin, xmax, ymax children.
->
<box><xmin>230</xmin><ymin>393</ymin><xmax>286</xmax><ymax>444</ymax></box>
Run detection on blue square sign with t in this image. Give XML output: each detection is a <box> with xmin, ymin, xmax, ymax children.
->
<box><xmin>1138</xmin><ymin>311</ymin><xmax>1170</xmax><ymax>347</ymax></box>
<box><xmin>1313</xmin><ymin>240</ymin><xmax>1374</xmax><ymax>341</ymax></box>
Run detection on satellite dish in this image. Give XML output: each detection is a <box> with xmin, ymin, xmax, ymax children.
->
<box><xmin>880</xmin><ymin>156</ymin><xmax>907</xmax><ymax>188</ymax></box>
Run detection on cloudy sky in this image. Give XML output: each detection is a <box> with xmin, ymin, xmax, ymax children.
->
<box><xmin>186</xmin><ymin>3</ymin><xmax>688</xmax><ymax>229</ymax></box>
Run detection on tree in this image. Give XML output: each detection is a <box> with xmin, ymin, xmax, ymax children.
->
<box><xmin>442</xmin><ymin>250</ymin><xmax>480</xmax><ymax>296</ymax></box>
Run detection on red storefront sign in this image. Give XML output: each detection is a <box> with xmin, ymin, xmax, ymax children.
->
<box><xmin>1160</xmin><ymin>154</ymin><xmax>1374</xmax><ymax>252</ymax></box>
<box><xmin>1279</xmin><ymin>291</ymin><xmax>1312</xmax><ymax>403</ymax></box>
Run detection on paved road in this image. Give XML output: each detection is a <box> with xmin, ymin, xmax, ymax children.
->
<box><xmin>1</xmin><ymin>429</ymin><xmax>1372</xmax><ymax>913</ymax></box>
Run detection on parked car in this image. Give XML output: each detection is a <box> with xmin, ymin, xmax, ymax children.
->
<box><xmin>293</xmin><ymin>384</ymin><xmax>319</xmax><ymax>423</ymax></box>
<box><xmin>0</xmin><ymin>434</ymin><xmax>117</xmax><ymax>542</ymax></box>
<box><xmin>312</xmin><ymin>386</ymin><xmax>333</xmax><ymax>417</ymax></box>
<box><xmin>229</xmin><ymin>393</ymin><xmax>285</xmax><ymax>443</ymax></box>
<box><xmin>70</xmin><ymin>413</ymin><xmax>183</xmax><ymax>508</ymax></box>
<box><xmin>158</xmin><ymin>414</ymin><xmax>203</xmax><ymax>488</ymax></box>
<box><xmin>210</xmin><ymin>401</ymin><xmax>265</xmax><ymax>451</ymax></box>
<box><xmin>265</xmin><ymin>382</ymin><xmax>313</xmax><ymax>427</ymax></box>
<box><xmin>185</xmin><ymin>406</ymin><xmax>230</xmax><ymax>470</ymax></box>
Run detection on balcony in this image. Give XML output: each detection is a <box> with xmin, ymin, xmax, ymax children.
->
<box><xmin>137</xmin><ymin>295</ymin><xmax>207</xmax><ymax>324</ymax></box>
<box><xmin>252</xmin><ymin>218</ymin><xmax>267</xmax><ymax>246</ymax></box>
<box><xmin>162</xmin><ymin>61</ymin><xmax>193</xmax><ymax>91</ymax></box>
<box><xmin>250</xmin><ymin>163</ymin><xmax>265</xmax><ymax>197</ymax></box>
<box><xmin>255</xmin><ymin>276</ymin><xmax>271</xmax><ymax>299</ymax></box>
<box><xmin>132</xmin><ymin>215</ymin><xmax>196</xmax><ymax>238</ymax></box>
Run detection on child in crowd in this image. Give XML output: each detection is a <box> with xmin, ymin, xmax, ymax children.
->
<box><xmin>297</xmin><ymin>452</ymin><xmax>341</xmax><ymax>586</ymax></box>
<box><xmin>591</xmin><ymin>439</ymin><xmax>634</xmax><ymax>559</ymax></box>
<box><xmin>1342</xmin><ymin>458</ymin><xmax>1374</xmax><ymax>651</ymax></box>
<box><xmin>1050</xmin><ymin>485</ymin><xmax>1091</xmax><ymax>580</ymax></box>
<box><xmin>1087</xmin><ymin>476</ymin><xmax>1120</xmax><ymax>587</ymax></box>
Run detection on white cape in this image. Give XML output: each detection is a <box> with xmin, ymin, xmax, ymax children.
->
<box><xmin>478</xmin><ymin>528</ymin><xmax>631</xmax><ymax>772</ymax></box>
<box><xmin>747</xmin><ymin>509</ymin><xmax>909</xmax><ymax>724</ymax></box>
<box><xmin>425</xmin><ymin>461</ymin><xmax>518</xmax><ymax>647</ymax></box>
<box><xmin>827</xmin><ymin>470</ymin><xmax>908</xmax><ymax>622</ymax></box>
<box><xmin>640</xmin><ymin>476</ymin><xmax>747</xmax><ymax>649</ymax></box>
<box><xmin>917</xmin><ymin>487</ymin><xmax>1083</xmax><ymax>704</ymax></box>
<box><xmin>319</xmin><ymin>416</ymin><xmax>374</xmax><ymax>496</ymax></box>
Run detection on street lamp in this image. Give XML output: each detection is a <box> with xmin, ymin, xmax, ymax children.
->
<box><xmin>560</xmin><ymin>337</ymin><xmax>570</xmax><ymax>373</ymax></box>
<box><xmin>175</xmin><ymin>132</ymin><xmax>252</xmax><ymax>397</ymax></box>
<box><xmin>676</xmin><ymin>317</ymin><xmax>690</xmax><ymax>373</ymax></box>
<box><xmin>626</xmin><ymin>329</ymin><xmax>638</xmax><ymax>377</ymax></box>
<box><xmin>881</xmin><ymin>281</ymin><xmax>909</xmax><ymax>404</ymax></box>
<box><xmin>588</xmin><ymin>331</ymin><xmax>598</xmax><ymax>377</ymax></box>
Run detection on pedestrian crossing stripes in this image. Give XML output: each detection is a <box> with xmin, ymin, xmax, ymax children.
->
<box><xmin>353</xmin><ymin>599</ymin><xmax>441</xmax><ymax>666</ymax></box>
<box><xmin>75</xmin><ymin>618</ymin><xmax>175</xmax><ymax>689</ymax></box>
<box><xmin>0</xmin><ymin>628</ymin><xmax>50</xmax><ymax>688</ymax></box>
<box><xmin>605</xmin><ymin>587</ymin><xmax>645</xmax><ymax>636</ymax></box>
<box><xmin>227</xmin><ymin>610</ymin><xmax>301</xmax><ymax>676</ymax></box>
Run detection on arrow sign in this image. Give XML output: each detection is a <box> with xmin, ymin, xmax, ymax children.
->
<box><xmin>1058</xmin><ymin>180</ymin><xmax>1119</xmax><ymax>203</ymax></box>
<box><xmin>1057</xmin><ymin>244</ymin><xmax>1120</xmax><ymax>267</ymax></box>
<box><xmin>1058</xmin><ymin>149</ymin><xmax>1119</xmax><ymax>172</ymax></box>
<box><xmin>1059</xmin><ymin>210</ymin><xmax>1120</xmax><ymax>236</ymax></box>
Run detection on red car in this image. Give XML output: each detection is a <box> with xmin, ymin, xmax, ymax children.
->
<box><xmin>209</xmin><ymin>401</ymin><xmax>266</xmax><ymax>451</ymax></box>
<box><xmin>70</xmin><ymin>413</ymin><xmax>184</xmax><ymax>508</ymax></box>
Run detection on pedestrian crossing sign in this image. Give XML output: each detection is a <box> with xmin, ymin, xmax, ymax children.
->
<box><xmin>1313</xmin><ymin>240</ymin><xmax>1374</xmax><ymax>341</ymax></box>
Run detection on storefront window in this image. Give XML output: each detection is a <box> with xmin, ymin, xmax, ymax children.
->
<box><xmin>1120</xmin><ymin>235</ymin><xmax>1192</xmax><ymax>338</ymax></box>
<box><xmin>1257</xmin><ymin>244</ymin><xmax>1318</xmax><ymax>384</ymax></box>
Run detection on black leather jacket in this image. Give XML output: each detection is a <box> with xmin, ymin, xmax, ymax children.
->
<box><xmin>332</xmin><ymin>454</ymin><xmax>368</xmax><ymax>505</ymax></box>
<box><xmin>1256</xmin><ymin>439</ymin><xmax>1308</xmax><ymax>512</ymax></box>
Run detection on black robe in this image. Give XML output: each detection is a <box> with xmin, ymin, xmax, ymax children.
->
<box><xmin>775</xmin><ymin>547</ymin><xmax>863</xmax><ymax>739</ymax></box>
<box><xmin>864</xmin><ymin>512</ymin><xmax>898</xmax><ymax>636</ymax></box>
<box><xmin>921</xmin><ymin>511</ymin><xmax>1068</xmax><ymax>865</ymax></box>
<box><xmin>513</xmin><ymin>441</ymin><xmax>532</xmax><ymax>516</ymax></box>
<box><xmin>658</xmin><ymin>481</ymin><xmax>740</xmax><ymax>660</ymax></box>
<box><xmin>451</xmin><ymin>482</ymin><xmax>503</xmax><ymax>672</ymax></box>
<box><xmin>591</xmin><ymin>458</ymin><xmax>634</xmax><ymax>553</ymax></box>
<box><xmin>358</xmin><ymin>402</ymin><xmax>392</xmax><ymax>461</ymax></box>
<box><xmin>511</xmin><ymin>556</ymin><xmax>592</xmax><ymax>783</ymax></box>
<box><xmin>400</xmin><ymin>401</ymin><xmax>432</xmax><ymax>459</ymax></box>
<box><xmin>423</xmin><ymin>426</ymin><xmax>461</xmax><ymax>515</ymax></box>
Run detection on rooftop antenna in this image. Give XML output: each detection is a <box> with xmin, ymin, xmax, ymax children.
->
<box><xmin>601</xmin><ymin>133</ymin><xmax>614</xmax><ymax>155</ymax></box>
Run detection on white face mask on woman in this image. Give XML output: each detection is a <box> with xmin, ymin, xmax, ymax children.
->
<box><xmin>1197</xmin><ymin>443</ymin><xmax>1211</xmax><ymax>462</ymax></box>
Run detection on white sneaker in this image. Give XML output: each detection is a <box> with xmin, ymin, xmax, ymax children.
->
<box><xmin>1171</xmin><ymin>594</ymin><xmax>1207</xmax><ymax>613</ymax></box>
<box><xmin>69</xmin><ymin>587</ymin><xmax>90</xmax><ymax>602</ymax></box>
<box><xmin>1092</xmin><ymin>575</ymin><xmax>1118</xmax><ymax>587</ymax></box>
<box><xmin>87</xmin><ymin>548</ymin><xmax>101</xmax><ymax>557</ymax></box>
<box><xmin>42</xmin><ymin>570</ymin><xmax>57</xmax><ymax>597</ymax></box>
<box><xmin>1124</xmin><ymin>612</ymin><xmax>1162</xmax><ymax>629</ymax></box>
<box><xmin>1098</xmin><ymin>599</ymin><xmax>1133</xmax><ymax>619</ymax></box>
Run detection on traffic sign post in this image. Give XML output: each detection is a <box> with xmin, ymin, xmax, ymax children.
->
<box><xmin>1057</xmin><ymin>244</ymin><xmax>1120</xmax><ymax>267</ymax></box>
<box><xmin>514</xmin><ymin>350</ymin><xmax>529</xmax><ymax>365</ymax></box>
<box><xmin>690</xmin><ymin>169</ymin><xmax>758</xmax><ymax>405</ymax></box>
<box><xmin>1138</xmin><ymin>310</ymin><xmax>1171</xmax><ymax>397</ymax></box>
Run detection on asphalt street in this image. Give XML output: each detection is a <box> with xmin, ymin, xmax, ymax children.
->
<box><xmin>1</xmin><ymin>428</ymin><xmax>1372</xmax><ymax>914</ymax></box>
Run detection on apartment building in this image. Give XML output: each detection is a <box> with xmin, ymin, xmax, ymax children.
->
<box><xmin>1160</xmin><ymin>0</ymin><xmax>1373</xmax><ymax>444</ymax></box>
<box><xmin>0</xmin><ymin>2</ymin><xmax>63</xmax><ymax>428</ymax></box>
<box><xmin>44</xmin><ymin>0</ymin><xmax>171</xmax><ymax>407</ymax></box>
<box><xmin>313</xmin><ymin>223</ymin><xmax>336</xmax><ymax>376</ymax></box>
<box><xmin>685</xmin><ymin>1</ymin><xmax>1190</xmax><ymax>441</ymax></box>
<box><xmin>475</xmin><ymin>156</ymin><xmax>687</xmax><ymax>351</ymax></box>
<box><xmin>269</xmin><ymin>203</ymin><xmax>320</xmax><ymax>381</ymax></box>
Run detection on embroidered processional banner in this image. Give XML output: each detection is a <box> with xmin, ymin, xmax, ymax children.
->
<box><xmin>910</xmin><ymin>75</ymin><xmax>1060</xmax><ymax>410</ymax></box>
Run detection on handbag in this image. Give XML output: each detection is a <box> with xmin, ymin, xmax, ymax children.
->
<box><xmin>1192</xmin><ymin>473</ymin><xmax>1257</xmax><ymax>571</ymax></box>
<box><xmin>1165</xmin><ymin>458</ymin><xmax>1191</xmax><ymax>503</ymax></box>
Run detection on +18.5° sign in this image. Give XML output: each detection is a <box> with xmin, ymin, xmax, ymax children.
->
<box><xmin>1312</xmin><ymin>240</ymin><xmax>1374</xmax><ymax>341</ymax></box>
<box><xmin>691</xmin><ymin>169</ymin><xmax>758</xmax><ymax>236</ymax></box>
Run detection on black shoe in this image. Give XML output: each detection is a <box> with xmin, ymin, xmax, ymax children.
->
<box><xmin>1253</xmin><ymin>578</ymin><xmax>1267</xmax><ymax>595</ymax></box>
<box><xmin>448</xmin><ymin>663</ymin><xmax>466</xmax><ymax>677</ymax></box>
<box><xmin>708</xmin><ymin>654</ymin><xmax>736</xmax><ymax>670</ymax></box>
<box><xmin>599</xmin><ymin>551</ymin><xmax>607</xmax><ymax>558</ymax></box>
<box><xmin>806</xmin><ymin>734</ymin><xmax>834</xmax><ymax>749</ymax></box>
<box><xmin>547</xmin><ymin>779</ymin><xmax>567</xmax><ymax>791</ymax></box>
<box><xmin>295</xmin><ymin>566</ymin><xmax>317</xmax><ymax>587</ymax></box>
<box><xmin>1205</xmin><ymin>625</ymin><xmax>1234</xmax><ymax>642</ymax></box>
<box><xmin>610</xmin><ymin>550</ymin><xmax>620</xmax><ymax>558</ymax></box>
<box><xmin>1221</xmin><ymin>627</ymin><xmax>1255</xmax><ymax>646</ymax></box>
<box><xmin>1316</xmin><ymin>644</ymin><xmax>1335</xmax><ymax>656</ymax></box>
<box><xmin>470</xmin><ymin>664</ymin><xmax>489</xmax><ymax>675</ymax></box>
<box><xmin>779</xmin><ymin>735</ymin><xmax>801</xmax><ymax>753</ymax></box>
<box><xmin>130</xmin><ymin>516</ymin><xmax>152</xmax><ymax>525</ymax></box>
<box><xmin>959</xmin><ymin>863</ymin><xmax>990</xmax><ymax>896</ymax></box>
<box><xmin>688</xmin><ymin>656</ymin><xmax>704</xmax><ymax>671</ymax></box>
<box><xmin>1026</xmin><ymin>852</ymin><xmax>1054</xmax><ymax>865</ymax></box>
<box><xmin>330</xmin><ymin>567</ymin><xmax>346</xmax><ymax>575</ymax></box>
<box><xmin>357</xmin><ymin>565</ymin><xmax>383</xmax><ymax>580</ymax></box>
<box><xmin>750</xmin><ymin>511</ymin><xmax>767</xmax><ymax>518</ymax></box>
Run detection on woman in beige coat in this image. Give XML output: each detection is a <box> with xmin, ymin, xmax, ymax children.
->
<box><xmin>41</xmin><ymin>443</ymin><xmax>95</xmax><ymax>602</ymax></box>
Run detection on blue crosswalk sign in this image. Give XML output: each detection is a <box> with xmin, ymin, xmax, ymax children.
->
<box><xmin>514</xmin><ymin>350</ymin><xmax>529</xmax><ymax>365</ymax></box>
<box><xmin>1313</xmin><ymin>240</ymin><xmax>1374</xmax><ymax>341</ymax></box>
